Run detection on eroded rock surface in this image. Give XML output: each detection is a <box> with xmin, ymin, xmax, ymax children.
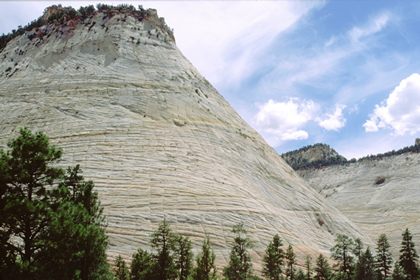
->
<box><xmin>0</xmin><ymin>9</ymin><xmax>370</xmax><ymax>270</ymax></box>
<box><xmin>299</xmin><ymin>153</ymin><xmax>420</xmax><ymax>257</ymax></box>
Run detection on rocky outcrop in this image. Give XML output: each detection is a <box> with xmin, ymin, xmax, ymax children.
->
<box><xmin>0</xmin><ymin>8</ymin><xmax>370</xmax><ymax>270</ymax></box>
<box><xmin>298</xmin><ymin>152</ymin><xmax>420</xmax><ymax>257</ymax></box>
<box><xmin>282</xmin><ymin>143</ymin><xmax>347</xmax><ymax>170</ymax></box>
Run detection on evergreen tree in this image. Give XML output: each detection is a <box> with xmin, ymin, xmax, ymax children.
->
<box><xmin>305</xmin><ymin>255</ymin><xmax>312</xmax><ymax>280</ymax></box>
<box><xmin>314</xmin><ymin>254</ymin><xmax>332</xmax><ymax>280</ymax></box>
<box><xmin>223</xmin><ymin>223</ymin><xmax>253</xmax><ymax>280</ymax></box>
<box><xmin>262</xmin><ymin>234</ymin><xmax>284</xmax><ymax>280</ymax></box>
<box><xmin>392</xmin><ymin>262</ymin><xmax>405</xmax><ymax>280</ymax></box>
<box><xmin>114</xmin><ymin>255</ymin><xmax>129</xmax><ymax>280</ymax></box>
<box><xmin>174</xmin><ymin>235</ymin><xmax>193</xmax><ymax>280</ymax></box>
<box><xmin>130</xmin><ymin>248</ymin><xmax>153</xmax><ymax>280</ymax></box>
<box><xmin>330</xmin><ymin>234</ymin><xmax>355</xmax><ymax>280</ymax></box>
<box><xmin>150</xmin><ymin>219</ymin><xmax>178</xmax><ymax>280</ymax></box>
<box><xmin>192</xmin><ymin>236</ymin><xmax>217</xmax><ymax>280</ymax></box>
<box><xmin>399</xmin><ymin>228</ymin><xmax>419</xmax><ymax>280</ymax></box>
<box><xmin>0</xmin><ymin>128</ymin><xmax>110</xmax><ymax>279</ymax></box>
<box><xmin>353</xmin><ymin>247</ymin><xmax>375</xmax><ymax>280</ymax></box>
<box><xmin>353</xmin><ymin>238</ymin><xmax>363</xmax><ymax>261</ymax></box>
<box><xmin>295</xmin><ymin>268</ymin><xmax>306</xmax><ymax>280</ymax></box>
<box><xmin>285</xmin><ymin>245</ymin><xmax>296</xmax><ymax>280</ymax></box>
<box><xmin>375</xmin><ymin>233</ymin><xmax>392</xmax><ymax>280</ymax></box>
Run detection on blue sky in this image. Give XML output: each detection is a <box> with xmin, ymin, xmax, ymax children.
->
<box><xmin>1</xmin><ymin>1</ymin><xmax>420</xmax><ymax>159</ymax></box>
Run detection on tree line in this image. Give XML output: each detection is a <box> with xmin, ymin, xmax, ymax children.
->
<box><xmin>113</xmin><ymin>220</ymin><xmax>419</xmax><ymax>280</ymax></box>
<box><xmin>1</xmin><ymin>129</ymin><xmax>420</xmax><ymax>279</ymax></box>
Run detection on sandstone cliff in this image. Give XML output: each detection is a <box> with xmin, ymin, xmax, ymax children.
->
<box><xmin>298</xmin><ymin>152</ymin><xmax>420</xmax><ymax>258</ymax></box>
<box><xmin>0</xmin><ymin>7</ymin><xmax>370</xmax><ymax>270</ymax></box>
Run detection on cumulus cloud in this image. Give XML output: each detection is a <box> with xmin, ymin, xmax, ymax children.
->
<box><xmin>364</xmin><ymin>73</ymin><xmax>420</xmax><ymax>135</ymax></box>
<box><xmin>253</xmin><ymin>98</ymin><xmax>317</xmax><ymax>141</ymax></box>
<box><xmin>317</xmin><ymin>104</ymin><xmax>347</xmax><ymax>131</ymax></box>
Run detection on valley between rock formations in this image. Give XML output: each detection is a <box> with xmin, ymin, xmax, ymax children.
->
<box><xmin>0</xmin><ymin>6</ymin><xmax>372</xmax><ymax>271</ymax></box>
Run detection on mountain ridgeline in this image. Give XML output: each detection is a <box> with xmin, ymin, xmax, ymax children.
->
<box><xmin>282</xmin><ymin>141</ymin><xmax>420</xmax><ymax>170</ymax></box>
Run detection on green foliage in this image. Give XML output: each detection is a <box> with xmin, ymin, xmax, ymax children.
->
<box><xmin>281</xmin><ymin>143</ymin><xmax>347</xmax><ymax>170</ymax></box>
<box><xmin>114</xmin><ymin>255</ymin><xmax>130</xmax><ymax>280</ymax></box>
<box><xmin>192</xmin><ymin>236</ymin><xmax>217</xmax><ymax>280</ymax></box>
<box><xmin>392</xmin><ymin>262</ymin><xmax>405</xmax><ymax>280</ymax></box>
<box><xmin>305</xmin><ymin>255</ymin><xmax>312</xmax><ymax>280</ymax></box>
<box><xmin>314</xmin><ymin>254</ymin><xmax>332</xmax><ymax>280</ymax></box>
<box><xmin>174</xmin><ymin>235</ymin><xmax>194</xmax><ymax>280</ymax></box>
<box><xmin>399</xmin><ymin>228</ymin><xmax>419</xmax><ymax>280</ymax></box>
<box><xmin>0</xmin><ymin>128</ymin><xmax>110</xmax><ymax>280</ymax></box>
<box><xmin>330</xmin><ymin>234</ymin><xmax>355</xmax><ymax>280</ymax></box>
<box><xmin>150</xmin><ymin>219</ymin><xmax>178</xmax><ymax>280</ymax></box>
<box><xmin>130</xmin><ymin>248</ymin><xmax>153</xmax><ymax>280</ymax></box>
<box><xmin>375</xmin><ymin>233</ymin><xmax>392</xmax><ymax>280</ymax></box>
<box><xmin>353</xmin><ymin>247</ymin><xmax>375</xmax><ymax>280</ymax></box>
<box><xmin>223</xmin><ymin>223</ymin><xmax>253</xmax><ymax>280</ymax></box>
<box><xmin>285</xmin><ymin>245</ymin><xmax>296</xmax><ymax>280</ymax></box>
<box><xmin>295</xmin><ymin>268</ymin><xmax>306</xmax><ymax>280</ymax></box>
<box><xmin>262</xmin><ymin>234</ymin><xmax>284</xmax><ymax>280</ymax></box>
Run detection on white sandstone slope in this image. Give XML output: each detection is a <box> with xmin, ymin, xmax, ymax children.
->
<box><xmin>0</xmin><ymin>7</ymin><xmax>370</xmax><ymax>270</ymax></box>
<box><xmin>298</xmin><ymin>152</ymin><xmax>420</xmax><ymax>258</ymax></box>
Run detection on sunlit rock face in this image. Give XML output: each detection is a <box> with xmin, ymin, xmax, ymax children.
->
<box><xmin>0</xmin><ymin>8</ymin><xmax>369</xmax><ymax>270</ymax></box>
<box><xmin>299</xmin><ymin>153</ymin><xmax>420</xmax><ymax>257</ymax></box>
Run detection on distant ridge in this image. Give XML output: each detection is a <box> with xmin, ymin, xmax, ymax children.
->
<box><xmin>283</xmin><ymin>141</ymin><xmax>420</xmax><ymax>170</ymax></box>
<box><xmin>281</xmin><ymin>143</ymin><xmax>347</xmax><ymax>170</ymax></box>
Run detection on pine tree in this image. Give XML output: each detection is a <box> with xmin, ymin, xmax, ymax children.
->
<box><xmin>392</xmin><ymin>262</ymin><xmax>405</xmax><ymax>280</ymax></box>
<box><xmin>375</xmin><ymin>233</ymin><xmax>392</xmax><ymax>280</ymax></box>
<box><xmin>130</xmin><ymin>248</ymin><xmax>153</xmax><ymax>280</ymax></box>
<box><xmin>285</xmin><ymin>245</ymin><xmax>296</xmax><ymax>280</ymax></box>
<box><xmin>305</xmin><ymin>255</ymin><xmax>312</xmax><ymax>280</ymax></box>
<box><xmin>0</xmin><ymin>128</ymin><xmax>110</xmax><ymax>279</ymax></box>
<box><xmin>223</xmin><ymin>223</ymin><xmax>253</xmax><ymax>280</ymax></box>
<box><xmin>262</xmin><ymin>234</ymin><xmax>284</xmax><ymax>280</ymax></box>
<box><xmin>192</xmin><ymin>236</ymin><xmax>217</xmax><ymax>280</ymax></box>
<box><xmin>150</xmin><ymin>219</ymin><xmax>178</xmax><ymax>280</ymax></box>
<box><xmin>295</xmin><ymin>268</ymin><xmax>306</xmax><ymax>280</ymax></box>
<box><xmin>114</xmin><ymin>255</ymin><xmax>129</xmax><ymax>280</ymax></box>
<box><xmin>353</xmin><ymin>238</ymin><xmax>363</xmax><ymax>260</ymax></box>
<box><xmin>174</xmin><ymin>235</ymin><xmax>193</xmax><ymax>280</ymax></box>
<box><xmin>330</xmin><ymin>234</ymin><xmax>355</xmax><ymax>280</ymax></box>
<box><xmin>314</xmin><ymin>254</ymin><xmax>332</xmax><ymax>280</ymax></box>
<box><xmin>399</xmin><ymin>228</ymin><xmax>419</xmax><ymax>280</ymax></box>
<box><xmin>353</xmin><ymin>247</ymin><xmax>375</xmax><ymax>280</ymax></box>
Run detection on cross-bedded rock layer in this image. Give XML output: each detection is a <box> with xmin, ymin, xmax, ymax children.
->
<box><xmin>0</xmin><ymin>9</ymin><xmax>369</xmax><ymax>270</ymax></box>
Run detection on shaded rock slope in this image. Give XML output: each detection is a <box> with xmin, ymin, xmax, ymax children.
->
<box><xmin>0</xmin><ymin>7</ymin><xmax>370</xmax><ymax>269</ymax></box>
<box><xmin>297</xmin><ymin>150</ymin><xmax>420</xmax><ymax>257</ymax></box>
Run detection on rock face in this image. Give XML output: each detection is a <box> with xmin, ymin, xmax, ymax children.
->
<box><xmin>298</xmin><ymin>153</ymin><xmax>420</xmax><ymax>257</ymax></box>
<box><xmin>0</xmin><ymin>8</ymin><xmax>369</xmax><ymax>270</ymax></box>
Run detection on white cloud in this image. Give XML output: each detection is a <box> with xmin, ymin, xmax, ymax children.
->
<box><xmin>145</xmin><ymin>1</ymin><xmax>322</xmax><ymax>89</ymax></box>
<box><xmin>253</xmin><ymin>98</ymin><xmax>317</xmax><ymax>143</ymax></box>
<box><xmin>364</xmin><ymin>73</ymin><xmax>420</xmax><ymax>135</ymax></box>
<box><xmin>317</xmin><ymin>104</ymin><xmax>347</xmax><ymax>131</ymax></box>
<box><xmin>349</xmin><ymin>12</ymin><xmax>390</xmax><ymax>46</ymax></box>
